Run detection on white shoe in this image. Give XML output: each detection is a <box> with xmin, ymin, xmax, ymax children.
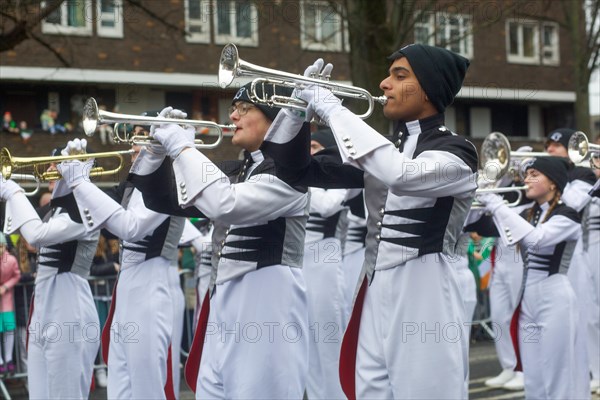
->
<box><xmin>95</xmin><ymin>368</ymin><xmax>108</xmax><ymax>388</ymax></box>
<box><xmin>485</xmin><ymin>369</ymin><xmax>515</xmax><ymax>388</ymax></box>
<box><xmin>503</xmin><ymin>372</ymin><xmax>524</xmax><ymax>391</ymax></box>
<box><xmin>591</xmin><ymin>379</ymin><xmax>600</xmax><ymax>393</ymax></box>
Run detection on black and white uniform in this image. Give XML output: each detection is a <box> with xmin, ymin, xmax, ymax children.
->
<box><xmin>303</xmin><ymin>187</ymin><xmax>348</xmax><ymax>399</ymax></box>
<box><xmin>486</xmin><ymin>199</ymin><xmax>587</xmax><ymax>399</ymax></box>
<box><xmin>3</xmin><ymin>189</ymin><xmax>100</xmax><ymax>399</ymax></box>
<box><xmin>274</xmin><ymin>112</ymin><xmax>478</xmax><ymax>399</ymax></box>
<box><xmin>70</xmin><ymin>176</ymin><xmax>185</xmax><ymax>399</ymax></box>
<box><xmin>132</xmin><ymin>134</ymin><xmax>311</xmax><ymax>399</ymax></box>
<box><xmin>562</xmin><ymin>166</ymin><xmax>597</xmax><ymax>387</ymax></box>
<box><xmin>341</xmin><ymin>189</ymin><xmax>367</xmax><ymax>326</ymax></box>
<box><xmin>584</xmin><ymin>191</ymin><xmax>600</xmax><ymax>382</ymax></box>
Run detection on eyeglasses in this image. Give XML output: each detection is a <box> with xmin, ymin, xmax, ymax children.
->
<box><xmin>228</xmin><ymin>103</ymin><xmax>256</xmax><ymax>116</ymax></box>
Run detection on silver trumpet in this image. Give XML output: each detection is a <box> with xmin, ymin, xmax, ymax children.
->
<box><xmin>568</xmin><ymin>131</ymin><xmax>600</xmax><ymax>169</ymax></box>
<box><xmin>472</xmin><ymin>185</ymin><xmax>528</xmax><ymax>209</ymax></box>
<box><xmin>82</xmin><ymin>98</ymin><xmax>234</xmax><ymax>149</ymax></box>
<box><xmin>219</xmin><ymin>43</ymin><xmax>387</xmax><ymax>119</ymax></box>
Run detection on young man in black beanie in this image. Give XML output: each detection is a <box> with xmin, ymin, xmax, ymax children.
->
<box><xmin>266</xmin><ymin>44</ymin><xmax>478</xmax><ymax>399</ymax></box>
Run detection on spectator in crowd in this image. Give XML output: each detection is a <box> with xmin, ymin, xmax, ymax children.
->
<box><xmin>19</xmin><ymin>121</ymin><xmax>33</xmax><ymax>144</ymax></box>
<box><xmin>2</xmin><ymin>112</ymin><xmax>19</xmax><ymax>134</ymax></box>
<box><xmin>0</xmin><ymin>232</ymin><xmax>21</xmax><ymax>375</ymax></box>
<box><xmin>40</xmin><ymin>109</ymin><xmax>66</xmax><ymax>135</ymax></box>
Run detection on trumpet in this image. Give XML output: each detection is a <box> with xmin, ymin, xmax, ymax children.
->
<box><xmin>472</xmin><ymin>186</ymin><xmax>528</xmax><ymax>209</ymax></box>
<box><xmin>82</xmin><ymin>98</ymin><xmax>233</xmax><ymax>148</ymax></box>
<box><xmin>480</xmin><ymin>132</ymin><xmax>551</xmax><ymax>182</ymax></box>
<box><xmin>9</xmin><ymin>173</ymin><xmax>41</xmax><ymax>197</ymax></box>
<box><xmin>1</xmin><ymin>147</ymin><xmax>132</xmax><ymax>182</ymax></box>
<box><xmin>219</xmin><ymin>43</ymin><xmax>387</xmax><ymax>119</ymax></box>
<box><xmin>568</xmin><ymin>131</ymin><xmax>600</xmax><ymax>168</ymax></box>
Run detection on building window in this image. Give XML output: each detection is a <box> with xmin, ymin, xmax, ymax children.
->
<box><xmin>185</xmin><ymin>0</ymin><xmax>211</xmax><ymax>43</ymax></box>
<box><xmin>42</xmin><ymin>0</ymin><xmax>93</xmax><ymax>36</ymax></box>
<box><xmin>506</xmin><ymin>19</ymin><xmax>541</xmax><ymax>65</ymax></box>
<box><xmin>213</xmin><ymin>0</ymin><xmax>258</xmax><ymax>46</ymax></box>
<box><xmin>414</xmin><ymin>12</ymin><xmax>473</xmax><ymax>58</ymax></box>
<box><xmin>300</xmin><ymin>0</ymin><xmax>346</xmax><ymax>52</ymax></box>
<box><xmin>541</xmin><ymin>22</ymin><xmax>559</xmax><ymax>65</ymax></box>
<box><xmin>97</xmin><ymin>0</ymin><xmax>123</xmax><ymax>38</ymax></box>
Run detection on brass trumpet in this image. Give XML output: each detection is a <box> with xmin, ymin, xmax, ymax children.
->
<box><xmin>219</xmin><ymin>43</ymin><xmax>387</xmax><ymax>119</ymax></box>
<box><xmin>1</xmin><ymin>147</ymin><xmax>132</xmax><ymax>182</ymax></box>
<box><xmin>82</xmin><ymin>98</ymin><xmax>233</xmax><ymax>149</ymax></box>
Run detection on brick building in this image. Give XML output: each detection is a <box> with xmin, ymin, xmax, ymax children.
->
<box><xmin>0</xmin><ymin>0</ymin><xmax>582</xmax><ymax>156</ymax></box>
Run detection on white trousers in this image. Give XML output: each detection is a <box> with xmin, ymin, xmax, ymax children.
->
<box><xmin>169</xmin><ymin>266</ymin><xmax>185</xmax><ymax>399</ymax></box>
<box><xmin>107</xmin><ymin>258</ymin><xmax>174</xmax><ymax>400</ymax></box>
<box><xmin>342</xmin><ymin>247</ymin><xmax>365</xmax><ymax>329</ymax></box>
<box><xmin>451</xmin><ymin>255</ymin><xmax>477</xmax><ymax>324</ymax></box>
<box><xmin>196</xmin><ymin>266</ymin><xmax>308</xmax><ymax>399</ymax></box>
<box><xmin>490</xmin><ymin>242</ymin><xmax>523</xmax><ymax>370</ymax></box>
<box><xmin>27</xmin><ymin>272</ymin><xmax>100</xmax><ymax>400</ymax></box>
<box><xmin>519</xmin><ymin>274</ymin><xmax>589</xmax><ymax>399</ymax></box>
<box><xmin>355</xmin><ymin>254</ymin><xmax>468</xmax><ymax>399</ymax></box>
<box><xmin>303</xmin><ymin>239</ymin><xmax>346</xmax><ymax>399</ymax></box>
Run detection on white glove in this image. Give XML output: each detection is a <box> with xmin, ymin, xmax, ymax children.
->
<box><xmin>151</xmin><ymin>123</ymin><xmax>196</xmax><ymax>158</ymax></box>
<box><xmin>0</xmin><ymin>179</ymin><xmax>24</xmax><ymax>201</ymax></box>
<box><xmin>56</xmin><ymin>158</ymin><xmax>95</xmax><ymax>189</ymax></box>
<box><xmin>61</xmin><ymin>138</ymin><xmax>87</xmax><ymax>156</ymax></box>
<box><xmin>294</xmin><ymin>59</ymin><xmax>341</xmax><ymax>123</ymax></box>
<box><xmin>148</xmin><ymin>107</ymin><xmax>187</xmax><ymax>156</ymax></box>
<box><xmin>475</xmin><ymin>192</ymin><xmax>505</xmax><ymax>213</ymax></box>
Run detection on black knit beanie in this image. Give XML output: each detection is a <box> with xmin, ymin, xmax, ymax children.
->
<box><xmin>311</xmin><ymin>127</ymin><xmax>337</xmax><ymax>149</ymax></box>
<box><xmin>232</xmin><ymin>82</ymin><xmax>292</xmax><ymax>121</ymax></box>
<box><xmin>388</xmin><ymin>44</ymin><xmax>470</xmax><ymax>113</ymax></box>
<box><xmin>523</xmin><ymin>156</ymin><xmax>569</xmax><ymax>193</ymax></box>
<box><xmin>545</xmin><ymin>128</ymin><xmax>575</xmax><ymax>150</ymax></box>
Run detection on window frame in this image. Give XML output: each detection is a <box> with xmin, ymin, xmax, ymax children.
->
<box><xmin>506</xmin><ymin>19</ymin><xmax>540</xmax><ymax>65</ymax></box>
<box><xmin>212</xmin><ymin>0</ymin><xmax>259</xmax><ymax>47</ymax></box>
<box><xmin>541</xmin><ymin>21</ymin><xmax>560</xmax><ymax>66</ymax></box>
<box><xmin>96</xmin><ymin>0</ymin><xmax>124</xmax><ymax>38</ymax></box>
<box><xmin>185</xmin><ymin>0</ymin><xmax>212</xmax><ymax>43</ymax></box>
<box><xmin>413</xmin><ymin>11</ymin><xmax>473</xmax><ymax>59</ymax></box>
<box><xmin>300</xmin><ymin>0</ymin><xmax>346</xmax><ymax>52</ymax></box>
<box><xmin>41</xmin><ymin>0</ymin><xmax>93</xmax><ymax>36</ymax></box>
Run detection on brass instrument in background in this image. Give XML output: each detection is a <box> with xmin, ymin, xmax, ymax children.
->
<box><xmin>568</xmin><ymin>131</ymin><xmax>600</xmax><ymax>169</ymax></box>
<box><xmin>8</xmin><ymin>173</ymin><xmax>41</xmax><ymax>197</ymax></box>
<box><xmin>479</xmin><ymin>131</ymin><xmax>552</xmax><ymax>182</ymax></box>
<box><xmin>219</xmin><ymin>43</ymin><xmax>387</xmax><ymax>119</ymax></box>
<box><xmin>82</xmin><ymin>98</ymin><xmax>232</xmax><ymax>148</ymax></box>
<box><xmin>0</xmin><ymin>147</ymin><xmax>132</xmax><ymax>182</ymax></box>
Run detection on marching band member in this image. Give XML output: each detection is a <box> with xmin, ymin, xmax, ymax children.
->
<box><xmin>0</xmin><ymin>142</ymin><xmax>100</xmax><ymax>399</ymax></box>
<box><xmin>545</xmin><ymin>128</ymin><xmax>597</xmax><ymax>393</ymax></box>
<box><xmin>304</xmin><ymin>127</ymin><xmax>348</xmax><ymax>399</ymax></box>
<box><xmin>476</xmin><ymin>156</ymin><xmax>588</xmax><ymax>399</ymax></box>
<box><xmin>57</xmin><ymin>126</ymin><xmax>186</xmax><ymax>399</ymax></box>
<box><xmin>132</xmin><ymin>83</ymin><xmax>311</xmax><ymax>399</ymax></box>
<box><xmin>272</xmin><ymin>44</ymin><xmax>477</xmax><ymax>398</ymax></box>
<box><xmin>587</xmin><ymin>166</ymin><xmax>600</xmax><ymax>394</ymax></box>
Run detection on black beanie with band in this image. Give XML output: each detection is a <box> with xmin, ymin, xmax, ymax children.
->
<box><xmin>388</xmin><ymin>44</ymin><xmax>470</xmax><ymax>113</ymax></box>
<box><xmin>545</xmin><ymin>128</ymin><xmax>575</xmax><ymax>150</ymax></box>
<box><xmin>524</xmin><ymin>156</ymin><xmax>569</xmax><ymax>193</ymax></box>
<box><xmin>232</xmin><ymin>83</ymin><xmax>292</xmax><ymax>122</ymax></box>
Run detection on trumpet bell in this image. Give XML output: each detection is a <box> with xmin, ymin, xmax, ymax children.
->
<box><xmin>219</xmin><ymin>43</ymin><xmax>239</xmax><ymax>88</ymax></box>
<box><xmin>568</xmin><ymin>131</ymin><xmax>600</xmax><ymax>165</ymax></box>
<box><xmin>83</xmin><ymin>97</ymin><xmax>101</xmax><ymax>137</ymax></box>
<box><xmin>480</xmin><ymin>132</ymin><xmax>510</xmax><ymax>182</ymax></box>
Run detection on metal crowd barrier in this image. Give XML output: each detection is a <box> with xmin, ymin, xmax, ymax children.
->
<box><xmin>0</xmin><ymin>270</ymin><xmax>197</xmax><ymax>400</ymax></box>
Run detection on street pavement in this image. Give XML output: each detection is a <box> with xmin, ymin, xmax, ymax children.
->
<box><xmin>2</xmin><ymin>339</ymin><xmax>599</xmax><ymax>399</ymax></box>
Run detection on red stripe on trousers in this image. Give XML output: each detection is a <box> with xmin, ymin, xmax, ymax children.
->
<box><xmin>509</xmin><ymin>303</ymin><xmax>523</xmax><ymax>372</ymax></box>
<box><xmin>339</xmin><ymin>277</ymin><xmax>368</xmax><ymax>400</ymax></box>
<box><xmin>184</xmin><ymin>291</ymin><xmax>210</xmax><ymax>393</ymax></box>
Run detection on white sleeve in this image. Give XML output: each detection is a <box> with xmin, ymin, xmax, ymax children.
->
<box><xmin>72</xmin><ymin>182</ymin><xmax>169</xmax><ymax>242</ymax></box>
<box><xmin>562</xmin><ymin>180</ymin><xmax>593</xmax><ymax>212</ymax></box>
<box><xmin>3</xmin><ymin>191</ymin><xmax>90</xmax><ymax>246</ymax></box>
<box><xmin>172</xmin><ymin>150</ymin><xmax>307</xmax><ymax>226</ymax></box>
<box><xmin>327</xmin><ymin>108</ymin><xmax>476</xmax><ymax>199</ymax></box>
<box><xmin>309</xmin><ymin>188</ymin><xmax>347</xmax><ymax>217</ymax></box>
